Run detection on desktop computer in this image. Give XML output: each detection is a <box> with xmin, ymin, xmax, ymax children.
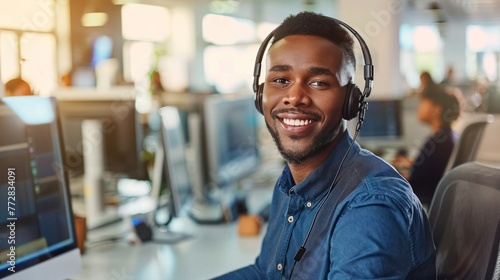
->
<box><xmin>52</xmin><ymin>87</ymin><xmax>148</xmax><ymax>229</ymax></box>
<box><xmin>0</xmin><ymin>96</ymin><xmax>81</xmax><ymax>279</ymax></box>
<box><xmin>188</xmin><ymin>94</ymin><xmax>261</xmax><ymax>224</ymax></box>
<box><xmin>159</xmin><ymin>93</ymin><xmax>262</xmax><ymax>224</ymax></box>
<box><xmin>349</xmin><ymin>98</ymin><xmax>407</xmax><ymax>160</ymax></box>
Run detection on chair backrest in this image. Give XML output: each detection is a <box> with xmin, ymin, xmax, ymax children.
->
<box><xmin>446</xmin><ymin>114</ymin><xmax>494</xmax><ymax>172</ymax></box>
<box><xmin>428</xmin><ymin>162</ymin><xmax>500</xmax><ymax>280</ymax></box>
<box><xmin>476</xmin><ymin>114</ymin><xmax>500</xmax><ymax>165</ymax></box>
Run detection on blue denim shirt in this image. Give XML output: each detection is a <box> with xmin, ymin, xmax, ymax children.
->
<box><xmin>215</xmin><ymin>131</ymin><xmax>436</xmax><ymax>279</ymax></box>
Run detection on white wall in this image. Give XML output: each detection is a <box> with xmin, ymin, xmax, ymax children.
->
<box><xmin>338</xmin><ymin>0</ymin><xmax>404</xmax><ymax>99</ymax></box>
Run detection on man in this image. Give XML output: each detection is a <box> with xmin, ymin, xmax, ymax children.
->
<box><xmin>215</xmin><ymin>12</ymin><xmax>436</xmax><ymax>279</ymax></box>
<box><xmin>5</xmin><ymin>78</ymin><xmax>33</xmax><ymax>96</ymax></box>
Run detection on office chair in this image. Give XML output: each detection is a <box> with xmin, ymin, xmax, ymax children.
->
<box><xmin>445</xmin><ymin>114</ymin><xmax>494</xmax><ymax>172</ymax></box>
<box><xmin>427</xmin><ymin>162</ymin><xmax>500</xmax><ymax>280</ymax></box>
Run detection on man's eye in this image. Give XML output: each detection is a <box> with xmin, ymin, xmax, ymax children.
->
<box><xmin>311</xmin><ymin>81</ymin><xmax>328</xmax><ymax>87</ymax></box>
<box><xmin>274</xmin><ymin>78</ymin><xmax>288</xmax><ymax>84</ymax></box>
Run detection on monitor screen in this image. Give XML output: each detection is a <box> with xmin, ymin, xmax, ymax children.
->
<box><xmin>53</xmin><ymin>89</ymin><xmax>146</xmax><ymax>180</ymax></box>
<box><xmin>203</xmin><ymin>94</ymin><xmax>261</xmax><ymax>188</ymax></box>
<box><xmin>0</xmin><ymin>96</ymin><xmax>81</xmax><ymax>279</ymax></box>
<box><xmin>359</xmin><ymin>99</ymin><xmax>403</xmax><ymax>139</ymax></box>
<box><xmin>153</xmin><ymin>106</ymin><xmax>192</xmax><ymax>222</ymax></box>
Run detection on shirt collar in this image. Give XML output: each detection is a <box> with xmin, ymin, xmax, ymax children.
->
<box><xmin>277</xmin><ymin>130</ymin><xmax>359</xmax><ymax>203</ymax></box>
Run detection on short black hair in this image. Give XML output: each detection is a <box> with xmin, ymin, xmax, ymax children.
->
<box><xmin>271</xmin><ymin>11</ymin><xmax>356</xmax><ymax>82</ymax></box>
<box><xmin>422</xmin><ymin>86</ymin><xmax>462</xmax><ymax>125</ymax></box>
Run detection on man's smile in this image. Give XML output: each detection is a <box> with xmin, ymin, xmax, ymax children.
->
<box><xmin>282</xmin><ymin>118</ymin><xmax>314</xmax><ymax>127</ymax></box>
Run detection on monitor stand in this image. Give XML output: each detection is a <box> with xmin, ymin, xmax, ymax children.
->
<box><xmin>126</xmin><ymin>211</ymin><xmax>193</xmax><ymax>245</ymax></box>
<box><xmin>187</xmin><ymin>188</ymin><xmax>244</xmax><ymax>224</ymax></box>
<box><xmin>150</xmin><ymin>225</ymin><xmax>193</xmax><ymax>244</ymax></box>
<box><xmin>187</xmin><ymin>199</ymin><xmax>226</xmax><ymax>224</ymax></box>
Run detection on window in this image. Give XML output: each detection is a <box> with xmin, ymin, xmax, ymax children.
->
<box><xmin>123</xmin><ymin>41</ymin><xmax>155</xmax><ymax>83</ymax></box>
<box><xmin>0</xmin><ymin>0</ymin><xmax>55</xmax><ymax>31</ymax></box>
<box><xmin>20</xmin><ymin>33</ymin><xmax>57</xmax><ymax>94</ymax></box>
<box><xmin>202</xmin><ymin>14</ymin><xmax>255</xmax><ymax>45</ymax></box>
<box><xmin>399</xmin><ymin>24</ymin><xmax>444</xmax><ymax>88</ymax></box>
<box><xmin>201</xmin><ymin>14</ymin><xmax>276</xmax><ymax>94</ymax></box>
<box><xmin>0</xmin><ymin>32</ymin><xmax>20</xmax><ymax>80</ymax></box>
<box><xmin>203</xmin><ymin>44</ymin><xmax>259</xmax><ymax>94</ymax></box>
<box><xmin>0</xmin><ymin>0</ymin><xmax>57</xmax><ymax>95</ymax></box>
<box><xmin>466</xmin><ymin>25</ymin><xmax>500</xmax><ymax>82</ymax></box>
<box><xmin>121</xmin><ymin>3</ymin><xmax>170</xmax><ymax>84</ymax></box>
<box><xmin>121</xmin><ymin>3</ymin><xmax>169</xmax><ymax>42</ymax></box>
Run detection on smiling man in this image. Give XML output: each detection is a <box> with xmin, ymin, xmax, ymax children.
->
<box><xmin>214</xmin><ymin>12</ymin><xmax>436</xmax><ymax>279</ymax></box>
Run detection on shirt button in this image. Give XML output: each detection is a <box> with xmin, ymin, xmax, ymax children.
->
<box><xmin>288</xmin><ymin>216</ymin><xmax>294</xmax><ymax>223</ymax></box>
<box><xmin>277</xmin><ymin>263</ymin><xmax>283</xmax><ymax>270</ymax></box>
<box><xmin>306</xmin><ymin>202</ymin><xmax>312</xmax><ymax>207</ymax></box>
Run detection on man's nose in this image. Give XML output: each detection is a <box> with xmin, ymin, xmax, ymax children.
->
<box><xmin>283</xmin><ymin>83</ymin><xmax>311</xmax><ymax>108</ymax></box>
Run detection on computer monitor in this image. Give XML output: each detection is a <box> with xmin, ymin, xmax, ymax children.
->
<box><xmin>203</xmin><ymin>94</ymin><xmax>261</xmax><ymax>189</ymax></box>
<box><xmin>131</xmin><ymin>106</ymin><xmax>193</xmax><ymax>243</ymax></box>
<box><xmin>53</xmin><ymin>88</ymin><xmax>146</xmax><ymax>180</ymax></box>
<box><xmin>150</xmin><ymin>106</ymin><xmax>192</xmax><ymax>226</ymax></box>
<box><xmin>359</xmin><ymin>99</ymin><xmax>403</xmax><ymax>139</ymax></box>
<box><xmin>186</xmin><ymin>94</ymin><xmax>261</xmax><ymax>224</ymax></box>
<box><xmin>0</xmin><ymin>96</ymin><xmax>81</xmax><ymax>279</ymax></box>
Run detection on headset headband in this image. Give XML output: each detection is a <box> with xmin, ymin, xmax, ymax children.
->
<box><xmin>252</xmin><ymin>17</ymin><xmax>374</xmax><ymax>99</ymax></box>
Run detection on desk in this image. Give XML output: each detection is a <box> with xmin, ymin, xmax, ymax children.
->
<box><xmin>69</xmin><ymin>138</ymin><xmax>282</xmax><ymax>280</ymax></box>
<box><xmin>72</xmin><ymin>219</ymin><xmax>265</xmax><ymax>280</ymax></box>
<box><xmin>71</xmin><ymin>185</ymin><xmax>272</xmax><ymax>280</ymax></box>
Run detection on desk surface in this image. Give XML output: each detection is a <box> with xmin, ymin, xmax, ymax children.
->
<box><xmin>72</xmin><ymin>220</ymin><xmax>265</xmax><ymax>280</ymax></box>
<box><xmin>71</xmin><ymin>185</ymin><xmax>272</xmax><ymax>280</ymax></box>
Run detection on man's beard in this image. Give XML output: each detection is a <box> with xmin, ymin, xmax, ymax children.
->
<box><xmin>266</xmin><ymin>119</ymin><xmax>343</xmax><ymax>165</ymax></box>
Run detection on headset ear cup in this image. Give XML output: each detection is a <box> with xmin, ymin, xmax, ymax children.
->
<box><xmin>254</xmin><ymin>83</ymin><xmax>264</xmax><ymax>114</ymax></box>
<box><xmin>342</xmin><ymin>83</ymin><xmax>362</xmax><ymax>120</ymax></box>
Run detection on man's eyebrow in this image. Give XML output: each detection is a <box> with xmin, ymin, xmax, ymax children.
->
<box><xmin>269</xmin><ymin>65</ymin><xmax>335</xmax><ymax>77</ymax></box>
<box><xmin>269</xmin><ymin>65</ymin><xmax>291</xmax><ymax>72</ymax></box>
<box><xmin>308</xmin><ymin>67</ymin><xmax>335</xmax><ymax>76</ymax></box>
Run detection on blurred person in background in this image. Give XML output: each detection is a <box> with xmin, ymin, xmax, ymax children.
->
<box><xmin>4</xmin><ymin>77</ymin><xmax>33</xmax><ymax>96</ymax></box>
<box><xmin>416</xmin><ymin>71</ymin><xmax>440</xmax><ymax>97</ymax></box>
<box><xmin>440</xmin><ymin>66</ymin><xmax>456</xmax><ymax>86</ymax></box>
<box><xmin>407</xmin><ymin>87</ymin><xmax>463</xmax><ymax>207</ymax></box>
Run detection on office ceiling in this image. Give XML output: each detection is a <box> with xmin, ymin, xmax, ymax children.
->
<box><xmin>135</xmin><ymin>0</ymin><xmax>500</xmax><ymax>24</ymax></box>
<box><xmin>405</xmin><ymin>0</ymin><xmax>500</xmax><ymax>24</ymax></box>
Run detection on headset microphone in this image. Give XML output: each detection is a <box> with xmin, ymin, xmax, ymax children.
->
<box><xmin>251</xmin><ymin>16</ymin><xmax>375</xmax><ymax>271</ymax></box>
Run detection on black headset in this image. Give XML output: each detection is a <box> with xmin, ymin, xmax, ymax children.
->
<box><xmin>252</xmin><ymin>17</ymin><xmax>374</xmax><ymax>125</ymax></box>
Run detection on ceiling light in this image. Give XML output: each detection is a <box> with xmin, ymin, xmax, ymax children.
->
<box><xmin>81</xmin><ymin>12</ymin><xmax>108</xmax><ymax>27</ymax></box>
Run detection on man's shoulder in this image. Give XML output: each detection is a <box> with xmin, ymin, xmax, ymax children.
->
<box><xmin>350</xmin><ymin>148</ymin><xmax>403</xmax><ymax>180</ymax></box>
<box><xmin>345</xmin><ymin>151</ymin><xmax>417</xmax><ymax>209</ymax></box>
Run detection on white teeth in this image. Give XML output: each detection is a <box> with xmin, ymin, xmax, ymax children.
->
<box><xmin>283</xmin><ymin>118</ymin><xmax>313</xmax><ymax>126</ymax></box>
